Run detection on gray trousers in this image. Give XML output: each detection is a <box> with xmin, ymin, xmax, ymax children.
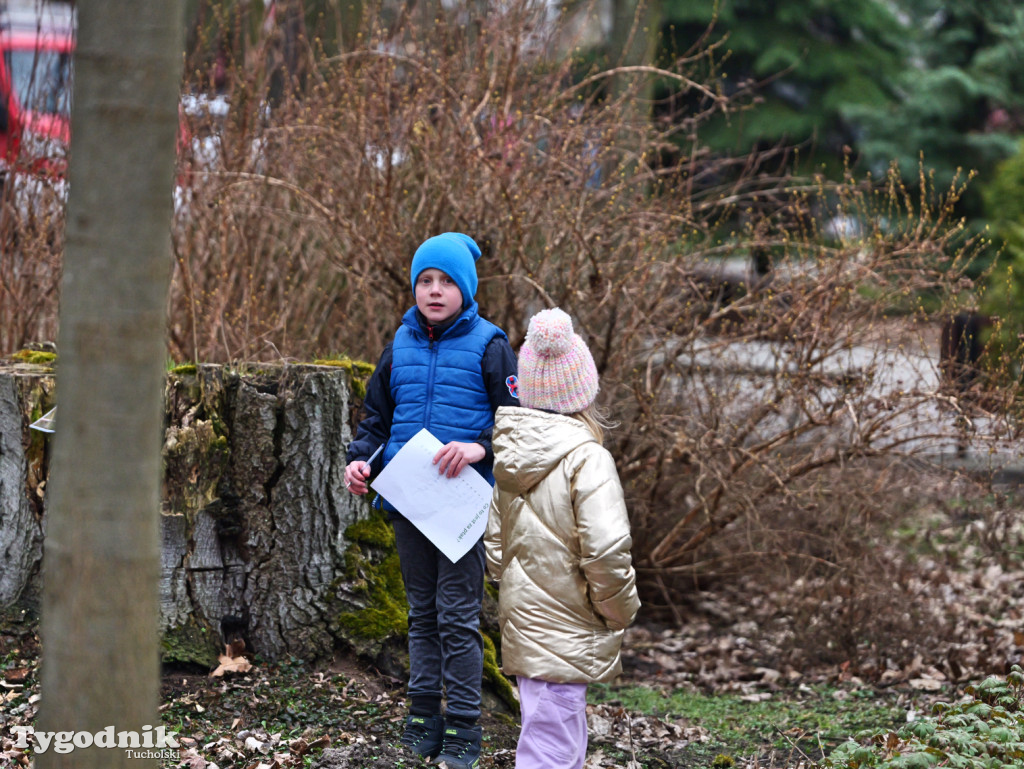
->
<box><xmin>392</xmin><ymin>516</ymin><xmax>485</xmax><ymax>722</ymax></box>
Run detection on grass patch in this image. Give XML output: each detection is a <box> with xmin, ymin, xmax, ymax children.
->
<box><xmin>590</xmin><ymin>683</ymin><xmax>915</xmax><ymax>765</ymax></box>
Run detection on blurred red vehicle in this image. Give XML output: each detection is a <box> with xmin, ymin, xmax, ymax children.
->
<box><xmin>0</xmin><ymin>2</ymin><xmax>74</xmax><ymax>180</ymax></box>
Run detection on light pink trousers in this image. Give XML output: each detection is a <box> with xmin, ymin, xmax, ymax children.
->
<box><xmin>515</xmin><ymin>677</ymin><xmax>589</xmax><ymax>769</ymax></box>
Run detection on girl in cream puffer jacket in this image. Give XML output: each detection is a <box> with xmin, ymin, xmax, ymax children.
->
<box><xmin>485</xmin><ymin>308</ymin><xmax>640</xmax><ymax>769</ymax></box>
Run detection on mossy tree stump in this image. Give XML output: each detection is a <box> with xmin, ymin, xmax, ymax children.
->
<box><xmin>0</xmin><ymin>361</ymin><xmax>55</xmax><ymax>609</ymax></box>
<box><xmin>1</xmin><ymin>361</ymin><xmax>376</xmax><ymax>663</ymax></box>
<box><xmin>160</xmin><ymin>363</ymin><xmax>368</xmax><ymax>664</ymax></box>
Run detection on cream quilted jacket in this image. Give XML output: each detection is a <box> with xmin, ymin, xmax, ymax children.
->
<box><xmin>485</xmin><ymin>406</ymin><xmax>641</xmax><ymax>683</ymax></box>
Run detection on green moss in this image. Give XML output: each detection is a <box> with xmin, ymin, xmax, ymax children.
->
<box><xmin>335</xmin><ymin>551</ymin><xmax>408</xmax><ymax>640</ymax></box>
<box><xmin>169</xmin><ymin>363</ymin><xmax>198</xmax><ymax>376</ymax></box>
<box><xmin>161</xmin><ymin>618</ymin><xmax>219</xmax><ymax>667</ymax></box>
<box><xmin>342</xmin><ymin>548</ymin><xmax>361</xmax><ymax>580</ymax></box>
<box><xmin>11</xmin><ymin>349</ymin><xmax>56</xmax><ymax>366</ymax></box>
<box><xmin>313</xmin><ymin>356</ymin><xmax>374</xmax><ymax>399</ymax></box>
<box><xmin>314</xmin><ymin>356</ymin><xmax>375</xmax><ymax>377</ymax></box>
<box><xmin>345</xmin><ymin>515</ymin><xmax>395</xmax><ymax>549</ymax></box>
<box><xmin>483</xmin><ymin>633</ymin><xmax>519</xmax><ymax>715</ymax></box>
<box><xmin>334</xmin><ymin>510</ymin><xmax>408</xmax><ymax>642</ymax></box>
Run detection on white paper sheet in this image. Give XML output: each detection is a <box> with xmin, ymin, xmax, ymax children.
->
<box><xmin>370</xmin><ymin>428</ymin><xmax>494</xmax><ymax>563</ymax></box>
<box><xmin>29</xmin><ymin>406</ymin><xmax>56</xmax><ymax>433</ymax></box>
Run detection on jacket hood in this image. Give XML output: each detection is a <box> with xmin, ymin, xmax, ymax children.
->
<box><xmin>492</xmin><ymin>406</ymin><xmax>595</xmax><ymax>494</ymax></box>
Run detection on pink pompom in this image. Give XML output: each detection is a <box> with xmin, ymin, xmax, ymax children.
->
<box><xmin>526</xmin><ymin>308</ymin><xmax>574</xmax><ymax>358</ymax></box>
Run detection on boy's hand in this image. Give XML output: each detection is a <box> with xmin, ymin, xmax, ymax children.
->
<box><xmin>343</xmin><ymin>460</ymin><xmax>372</xmax><ymax>495</ymax></box>
<box><xmin>433</xmin><ymin>441</ymin><xmax>485</xmax><ymax>478</ymax></box>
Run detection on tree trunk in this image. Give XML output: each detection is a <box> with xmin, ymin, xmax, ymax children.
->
<box><xmin>0</xmin><ymin>367</ymin><xmax>52</xmax><ymax>608</ymax></box>
<box><xmin>36</xmin><ymin>1</ymin><xmax>184</xmax><ymax>767</ymax></box>
<box><xmin>160</xmin><ymin>363</ymin><xmax>364</xmax><ymax>663</ymax></box>
<box><xmin>609</xmin><ymin>0</ymin><xmax>661</xmax><ymax>103</ymax></box>
<box><xmin>1</xmin><ymin>363</ymin><xmax>380</xmax><ymax>664</ymax></box>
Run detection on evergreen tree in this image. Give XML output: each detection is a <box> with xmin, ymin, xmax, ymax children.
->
<box><xmin>657</xmin><ymin>0</ymin><xmax>907</xmax><ymax>173</ymax></box>
<box><xmin>846</xmin><ymin>0</ymin><xmax>1024</xmax><ymax>215</ymax></box>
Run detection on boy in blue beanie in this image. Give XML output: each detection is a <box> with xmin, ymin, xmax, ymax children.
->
<box><xmin>344</xmin><ymin>232</ymin><xmax>518</xmax><ymax>769</ymax></box>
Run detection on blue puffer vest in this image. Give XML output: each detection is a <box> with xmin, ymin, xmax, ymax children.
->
<box><xmin>382</xmin><ymin>302</ymin><xmax>504</xmax><ymax>509</ymax></box>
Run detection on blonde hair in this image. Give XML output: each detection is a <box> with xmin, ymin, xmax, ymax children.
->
<box><xmin>573</xmin><ymin>403</ymin><xmax>616</xmax><ymax>444</ymax></box>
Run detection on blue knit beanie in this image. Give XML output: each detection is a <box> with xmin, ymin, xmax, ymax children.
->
<box><xmin>410</xmin><ymin>232</ymin><xmax>482</xmax><ymax>307</ymax></box>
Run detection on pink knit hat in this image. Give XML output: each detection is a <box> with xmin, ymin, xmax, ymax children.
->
<box><xmin>519</xmin><ymin>307</ymin><xmax>599</xmax><ymax>414</ymax></box>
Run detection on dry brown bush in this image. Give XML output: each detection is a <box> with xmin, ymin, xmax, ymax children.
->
<box><xmin>4</xmin><ymin>4</ymin><xmax>1023</xmax><ymax>668</ymax></box>
<box><xmin>0</xmin><ymin>176</ymin><xmax>64</xmax><ymax>353</ymax></box>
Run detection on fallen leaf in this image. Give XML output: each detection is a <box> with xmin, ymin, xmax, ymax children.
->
<box><xmin>909</xmin><ymin>676</ymin><xmax>944</xmax><ymax>691</ymax></box>
<box><xmin>210</xmin><ymin>654</ymin><xmax>253</xmax><ymax>678</ymax></box>
<box><xmin>3</xmin><ymin>667</ymin><xmax>29</xmax><ymax>684</ymax></box>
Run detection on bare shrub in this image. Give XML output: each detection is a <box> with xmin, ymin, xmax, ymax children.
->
<box><xmin>739</xmin><ymin>460</ymin><xmax>960</xmax><ymax>671</ymax></box>
<box><xmin>169</xmin><ymin>2</ymin><xmax>752</xmax><ymax>362</ymax></box>
<box><xmin>0</xmin><ymin>175</ymin><xmax>64</xmax><ymax>353</ymax></box>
